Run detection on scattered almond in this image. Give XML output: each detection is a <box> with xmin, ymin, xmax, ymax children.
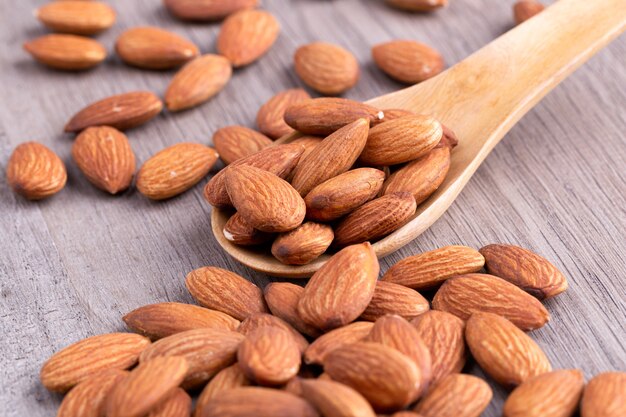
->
<box><xmin>300</xmin><ymin>379</ymin><xmax>376</xmax><ymax>417</ymax></box>
<box><xmin>200</xmin><ymin>387</ymin><xmax>319</xmax><ymax>417</ymax></box>
<box><xmin>304</xmin><ymin>321</ymin><xmax>374</xmax><ymax>365</ymax></box>
<box><xmin>373</xmin><ymin>40</ymin><xmax>445</xmax><ymax>84</ymax></box>
<box><xmin>7</xmin><ymin>142</ymin><xmax>67</xmax><ymax>200</ymax></box>
<box><xmin>386</xmin><ymin>0</ymin><xmax>448</xmax><ymax>12</ymax></box>
<box><xmin>217</xmin><ymin>10</ymin><xmax>280</xmax><ymax>67</ymax></box>
<box><xmin>581</xmin><ymin>372</ymin><xmax>626</xmax><ymax>417</ymax></box>
<box><xmin>256</xmin><ymin>89</ymin><xmax>311</xmax><ymax>139</ymax></box>
<box><xmin>361</xmin><ymin>281</ymin><xmax>430</xmax><ymax>322</ymax></box>
<box><xmin>149</xmin><ymin>388</ymin><xmax>191</xmax><ymax>417</ymax></box>
<box><xmin>24</xmin><ymin>34</ymin><xmax>106</xmax><ymax>70</ymax></box>
<box><xmin>514</xmin><ymin>1</ymin><xmax>545</xmax><ymax>25</ymax></box>
<box><xmin>294</xmin><ymin>42</ymin><xmax>360</xmax><ymax>95</ymax></box>
<box><xmin>224</xmin><ymin>212</ymin><xmax>274</xmax><ymax>246</ymax></box>
<box><xmin>194</xmin><ymin>365</ymin><xmax>251</xmax><ymax>417</ymax></box>
<box><xmin>213</xmin><ymin>126</ymin><xmax>272</xmax><ymax>165</ymax></box>
<box><xmin>164</xmin><ymin>0</ymin><xmax>258</xmax><ymax>21</ymax></box>
<box><xmin>263</xmin><ymin>283</ymin><xmax>321</xmax><ymax>338</ymax></box>
<box><xmin>413</xmin><ymin>374</ymin><xmax>492</xmax><ymax>417</ymax></box>
<box><xmin>271</xmin><ymin>222</ymin><xmax>334</xmax><ymax>265</ymax></box>
<box><xmin>57</xmin><ymin>369</ymin><xmax>128</xmax><ymax>417</ymax></box>
<box><xmin>36</xmin><ymin>1</ymin><xmax>116</xmax><ymax>35</ymax></box>
<box><xmin>238</xmin><ymin>313</ymin><xmax>309</xmax><ymax>353</ymax></box>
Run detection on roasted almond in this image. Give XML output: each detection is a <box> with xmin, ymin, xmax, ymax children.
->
<box><xmin>413</xmin><ymin>374</ymin><xmax>492</xmax><ymax>417</ymax></box>
<box><xmin>149</xmin><ymin>388</ymin><xmax>191</xmax><ymax>417</ymax></box>
<box><xmin>136</xmin><ymin>143</ymin><xmax>218</xmax><ymax>200</ymax></box>
<box><xmin>581</xmin><ymin>372</ymin><xmax>626</xmax><ymax>417</ymax></box>
<box><xmin>224</xmin><ymin>212</ymin><xmax>274</xmax><ymax>246</ymax></box>
<box><xmin>437</xmin><ymin>124</ymin><xmax>459</xmax><ymax>148</ymax></box>
<box><xmin>271</xmin><ymin>222</ymin><xmax>334</xmax><ymax>265</ymax></box>
<box><xmin>24</xmin><ymin>34</ymin><xmax>106</xmax><ymax>70</ymax></box>
<box><xmin>194</xmin><ymin>365</ymin><xmax>251</xmax><ymax>417</ymax></box>
<box><xmin>361</xmin><ymin>281</ymin><xmax>430</xmax><ymax>322</ymax></box>
<box><xmin>164</xmin><ymin>0</ymin><xmax>258</xmax><ymax>21</ymax></box>
<box><xmin>7</xmin><ymin>142</ymin><xmax>67</xmax><ymax>200</ymax></box>
<box><xmin>304</xmin><ymin>321</ymin><xmax>374</xmax><ymax>365</ymax></box>
<box><xmin>217</xmin><ymin>10</ymin><xmax>280</xmax><ymax>67</ymax></box>
<box><xmin>256</xmin><ymin>89</ymin><xmax>311</xmax><ymax>139</ymax></box>
<box><xmin>200</xmin><ymin>387</ymin><xmax>319</xmax><ymax>417</ymax></box>
<box><xmin>385</xmin><ymin>0</ymin><xmax>448</xmax><ymax>12</ymax></box>
<box><xmin>263</xmin><ymin>283</ymin><xmax>321</xmax><ymax>338</ymax></box>
<box><xmin>238</xmin><ymin>313</ymin><xmax>309</xmax><ymax>353</ymax></box>
<box><xmin>36</xmin><ymin>1</ymin><xmax>116</xmax><ymax>35</ymax></box>
<box><xmin>372</xmin><ymin>40</ymin><xmax>445</xmax><ymax>84</ymax></box>
<box><xmin>213</xmin><ymin>126</ymin><xmax>272</xmax><ymax>165</ymax></box>
<box><xmin>300</xmin><ymin>379</ymin><xmax>376</xmax><ymax>417</ymax></box>
<box><xmin>115</xmin><ymin>26</ymin><xmax>199</xmax><ymax>70</ymax></box>
<box><xmin>294</xmin><ymin>42</ymin><xmax>360</xmax><ymax>95</ymax></box>
<box><xmin>514</xmin><ymin>1</ymin><xmax>545</xmax><ymax>25</ymax></box>
<box><xmin>64</xmin><ymin>91</ymin><xmax>163</xmax><ymax>132</ymax></box>
<box><xmin>57</xmin><ymin>369</ymin><xmax>128</xmax><ymax>417</ymax></box>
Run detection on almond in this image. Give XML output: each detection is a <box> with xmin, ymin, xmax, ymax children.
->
<box><xmin>294</xmin><ymin>42</ymin><xmax>360</xmax><ymax>95</ymax></box>
<box><xmin>581</xmin><ymin>372</ymin><xmax>626</xmax><ymax>417</ymax></box>
<box><xmin>238</xmin><ymin>313</ymin><xmax>309</xmax><ymax>353</ymax></box>
<box><xmin>224</xmin><ymin>212</ymin><xmax>274</xmax><ymax>246</ymax></box>
<box><xmin>305</xmin><ymin>168</ymin><xmax>386</xmax><ymax>222</ymax></box>
<box><xmin>359</xmin><ymin>115</ymin><xmax>442</xmax><ymax>166</ymax></box>
<box><xmin>40</xmin><ymin>333</ymin><xmax>150</xmax><ymax>392</ymax></box>
<box><xmin>385</xmin><ymin>0</ymin><xmax>448</xmax><ymax>12</ymax></box>
<box><xmin>57</xmin><ymin>369</ymin><xmax>128</xmax><ymax>417</ymax></box>
<box><xmin>479</xmin><ymin>244</ymin><xmax>568</xmax><ymax>299</ymax></box>
<box><xmin>200</xmin><ymin>387</ymin><xmax>319</xmax><ymax>417</ymax></box>
<box><xmin>382</xmin><ymin>108</ymin><xmax>415</xmax><ymax>120</ymax></box>
<box><xmin>413</xmin><ymin>374</ymin><xmax>492</xmax><ymax>417</ymax></box>
<box><xmin>372</xmin><ymin>40</ymin><xmax>445</xmax><ymax>84</ymax></box>
<box><xmin>465</xmin><ymin>312</ymin><xmax>552</xmax><ymax>387</ymax></box>
<box><xmin>271</xmin><ymin>222</ymin><xmax>334</xmax><ymax>265</ymax></box>
<box><xmin>256</xmin><ymin>89</ymin><xmax>311</xmax><ymax>139</ymax></box>
<box><xmin>165</xmin><ymin>54</ymin><xmax>233</xmax><ymax>111</ymax></box>
<box><xmin>185</xmin><ymin>266</ymin><xmax>269</xmax><ymax>320</ymax></box>
<box><xmin>381</xmin><ymin>245</ymin><xmax>485</xmax><ymax>290</ymax></box>
<box><xmin>304</xmin><ymin>321</ymin><xmax>374</xmax><ymax>365</ymax></box>
<box><xmin>333</xmin><ymin>192</ymin><xmax>417</xmax><ymax>248</ymax></box>
<box><xmin>514</xmin><ymin>1</ymin><xmax>545</xmax><ymax>25</ymax></box>
<box><xmin>284</xmin><ymin>97</ymin><xmax>384</xmax><ymax>136</ymax></box>
<box><xmin>122</xmin><ymin>302</ymin><xmax>240</xmax><ymax>340</ymax></box>
<box><xmin>290</xmin><ymin>136</ymin><xmax>323</xmax><ymax>158</ymax></box>
<box><xmin>64</xmin><ymin>91</ymin><xmax>163</xmax><ymax>132</ymax></box>
<box><xmin>503</xmin><ymin>369</ymin><xmax>584</xmax><ymax>417</ymax></box>
<box><xmin>217</xmin><ymin>10</ymin><xmax>280</xmax><ymax>67</ymax></box>
<box><xmin>291</xmin><ymin>118</ymin><xmax>370</xmax><ymax>196</ymax></box>
<box><xmin>106</xmin><ymin>356</ymin><xmax>188</xmax><ymax>417</ymax></box>
<box><xmin>300</xmin><ymin>379</ymin><xmax>376</xmax><ymax>417</ymax></box>
<box><xmin>164</xmin><ymin>0</ymin><xmax>258</xmax><ymax>21</ymax></box>
<box><xmin>410</xmin><ymin>310</ymin><xmax>466</xmax><ymax>383</ymax></box>
<box><xmin>139</xmin><ymin>328</ymin><xmax>244</xmax><ymax>388</ymax></box>
<box><xmin>24</xmin><ymin>34</ymin><xmax>106</xmax><ymax>70</ymax></box>
<box><xmin>36</xmin><ymin>1</ymin><xmax>116</xmax><ymax>35</ymax></box>
<box><xmin>392</xmin><ymin>413</ymin><xmax>427</xmax><ymax>417</ymax></box>
<box><xmin>72</xmin><ymin>126</ymin><xmax>135</xmax><ymax>194</ymax></box>
<box><xmin>325</xmin><ymin>341</ymin><xmax>422</xmax><ymax>412</ymax></box>
<box><xmin>298</xmin><ymin>242</ymin><xmax>379</xmax><ymax>330</ymax></box>
<box><xmin>382</xmin><ymin>147</ymin><xmax>450</xmax><ymax>205</ymax></box>
<box><xmin>136</xmin><ymin>143</ymin><xmax>218</xmax><ymax>200</ymax></box>
<box><xmin>213</xmin><ymin>126</ymin><xmax>272</xmax><ymax>165</ymax></box>
<box><xmin>115</xmin><ymin>26</ymin><xmax>199</xmax><ymax>70</ymax></box>
<box><xmin>361</xmin><ymin>281</ymin><xmax>430</xmax><ymax>322</ymax></box>
<box><xmin>194</xmin><ymin>365</ymin><xmax>251</xmax><ymax>417</ymax></box>
<box><xmin>149</xmin><ymin>388</ymin><xmax>191</xmax><ymax>417</ymax></box>
<box><xmin>432</xmin><ymin>273</ymin><xmax>550</xmax><ymax>331</ymax></box>
<box><xmin>437</xmin><ymin>124</ymin><xmax>459</xmax><ymax>148</ymax></box>
<box><xmin>263</xmin><ymin>283</ymin><xmax>321</xmax><ymax>338</ymax></box>
<box><xmin>7</xmin><ymin>142</ymin><xmax>67</xmax><ymax>200</ymax></box>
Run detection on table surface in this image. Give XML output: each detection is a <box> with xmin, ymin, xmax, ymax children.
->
<box><xmin>1</xmin><ymin>0</ymin><xmax>625</xmax><ymax>415</ymax></box>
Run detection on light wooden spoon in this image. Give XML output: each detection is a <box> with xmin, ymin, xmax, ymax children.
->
<box><xmin>211</xmin><ymin>0</ymin><xmax>626</xmax><ymax>277</ymax></box>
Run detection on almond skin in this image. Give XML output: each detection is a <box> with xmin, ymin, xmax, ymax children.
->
<box><xmin>382</xmin><ymin>245</ymin><xmax>485</xmax><ymax>290</ymax></box>
<box><xmin>359</xmin><ymin>115</ymin><xmax>442</xmax><ymax>166</ymax></box>
<box><xmin>122</xmin><ymin>302</ymin><xmax>240</xmax><ymax>340</ymax></box>
<box><xmin>217</xmin><ymin>10</ymin><xmax>280</xmax><ymax>67</ymax></box>
<box><xmin>165</xmin><ymin>54</ymin><xmax>232</xmax><ymax>111</ymax></box>
<box><xmin>479</xmin><ymin>243</ymin><xmax>568</xmax><ymax>299</ymax></box>
<box><xmin>333</xmin><ymin>192</ymin><xmax>417</xmax><ymax>248</ymax></box>
<box><xmin>361</xmin><ymin>281</ymin><xmax>430</xmax><ymax>322</ymax></box>
<box><xmin>304</xmin><ymin>321</ymin><xmax>374</xmax><ymax>365</ymax></box>
<box><xmin>149</xmin><ymin>388</ymin><xmax>191</xmax><ymax>417</ymax></box>
<box><xmin>432</xmin><ymin>273</ymin><xmax>550</xmax><ymax>331</ymax></box>
<box><xmin>7</xmin><ymin>142</ymin><xmax>67</xmax><ymax>200</ymax></box>
<box><xmin>200</xmin><ymin>387</ymin><xmax>319</xmax><ymax>417</ymax></box>
<box><xmin>72</xmin><ymin>126</ymin><xmax>135</xmax><ymax>194</ymax></box>
<box><xmin>271</xmin><ymin>222</ymin><xmax>334</xmax><ymax>265</ymax></box>
<box><xmin>57</xmin><ymin>369</ymin><xmax>128</xmax><ymax>417</ymax></box>
<box><xmin>185</xmin><ymin>266</ymin><xmax>268</xmax><ymax>320</ymax></box>
<box><xmin>224</xmin><ymin>212</ymin><xmax>274</xmax><ymax>246</ymax></box>
<box><xmin>194</xmin><ymin>365</ymin><xmax>251</xmax><ymax>417</ymax></box>
<box><xmin>284</xmin><ymin>97</ymin><xmax>384</xmax><ymax>136</ymax></box>
<box><xmin>237</xmin><ymin>313</ymin><xmax>309</xmax><ymax>354</ymax></box>
<box><xmin>385</xmin><ymin>0</ymin><xmax>448</xmax><ymax>12</ymax></box>
<box><xmin>581</xmin><ymin>372</ymin><xmax>626</xmax><ymax>417</ymax></box>
<box><xmin>36</xmin><ymin>1</ymin><xmax>116</xmax><ymax>35</ymax></box>
<box><xmin>115</xmin><ymin>26</ymin><xmax>199</xmax><ymax>70</ymax></box>
<box><xmin>24</xmin><ymin>34</ymin><xmax>106</xmax><ymax>70</ymax></box>
<box><xmin>213</xmin><ymin>126</ymin><xmax>272</xmax><ymax>165</ymax></box>
<box><xmin>514</xmin><ymin>1</ymin><xmax>545</xmax><ymax>25</ymax></box>
<box><xmin>372</xmin><ymin>40</ymin><xmax>445</xmax><ymax>84</ymax></box>
<box><xmin>465</xmin><ymin>312</ymin><xmax>552</xmax><ymax>387</ymax></box>
<box><xmin>291</xmin><ymin>118</ymin><xmax>370</xmax><ymax>196</ymax></box>
<box><xmin>65</xmin><ymin>91</ymin><xmax>163</xmax><ymax>132</ymax></box>
<box><xmin>164</xmin><ymin>0</ymin><xmax>258</xmax><ymax>21</ymax></box>
<box><xmin>136</xmin><ymin>143</ymin><xmax>218</xmax><ymax>200</ymax></box>
<box><xmin>413</xmin><ymin>374</ymin><xmax>492</xmax><ymax>417</ymax></box>
<box><xmin>297</xmin><ymin>242</ymin><xmax>379</xmax><ymax>331</ymax></box>
<box><xmin>300</xmin><ymin>379</ymin><xmax>376</xmax><ymax>417</ymax></box>
<box><xmin>305</xmin><ymin>168</ymin><xmax>386</xmax><ymax>222</ymax></box>
<box><xmin>256</xmin><ymin>89</ymin><xmax>311</xmax><ymax>139</ymax></box>
<box><xmin>294</xmin><ymin>42</ymin><xmax>360</xmax><ymax>95</ymax></box>
<box><xmin>40</xmin><ymin>333</ymin><xmax>150</xmax><ymax>393</ymax></box>
<box><xmin>263</xmin><ymin>283</ymin><xmax>321</xmax><ymax>338</ymax></box>
<box><xmin>503</xmin><ymin>369</ymin><xmax>584</xmax><ymax>417</ymax></box>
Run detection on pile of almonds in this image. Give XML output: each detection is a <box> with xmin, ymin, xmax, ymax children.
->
<box><xmin>40</xmin><ymin>242</ymin><xmax>625</xmax><ymax>417</ymax></box>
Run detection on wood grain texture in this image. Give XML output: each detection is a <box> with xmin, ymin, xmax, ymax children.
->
<box><xmin>0</xmin><ymin>1</ymin><xmax>624</xmax><ymax>416</ymax></box>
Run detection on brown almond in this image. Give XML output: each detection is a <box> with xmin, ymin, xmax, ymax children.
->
<box><xmin>263</xmin><ymin>283</ymin><xmax>321</xmax><ymax>338</ymax></box>
<box><xmin>136</xmin><ymin>143</ymin><xmax>218</xmax><ymax>200</ymax></box>
<box><xmin>392</xmin><ymin>413</ymin><xmax>427</xmax><ymax>417</ymax></box>
<box><xmin>122</xmin><ymin>302</ymin><xmax>240</xmax><ymax>340</ymax></box>
<box><xmin>164</xmin><ymin>0</ymin><xmax>258</xmax><ymax>21</ymax></box>
<box><xmin>57</xmin><ymin>369</ymin><xmax>128</xmax><ymax>417</ymax></box>
<box><xmin>291</xmin><ymin>118</ymin><xmax>370</xmax><ymax>196</ymax></box>
<box><xmin>294</xmin><ymin>42</ymin><xmax>360</xmax><ymax>95</ymax></box>
<box><xmin>382</xmin><ymin>245</ymin><xmax>485</xmax><ymax>290</ymax></box>
<box><xmin>194</xmin><ymin>365</ymin><xmax>251</xmax><ymax>417</ymax></box>
<box><xmin>72</xmin><ymin>126</ymin><xmax>135</xmax><ymax>194</ymax></box>
<box><xmin>40</xmin><ymin>333</ymin><xmax>150</xmax><ymax>392</ymax></box>
<box><xmin>333</xmin><ymin>192</ymin><xmax>417</xmax><ymax>248</ymax></box>
<box><xmin>115</xmin><ymin>27</ymin><xmax>199</xmax><ymax>70</ymax></box>
<box><xmin>437</xmin><ymin>125</ymin><xmax>459</xmax><ymax>148</ymax></box>
<box><xmin>385</xmin><ymin>0</ymin><xmax>448</xmax><ymax>12</ymax></box>
<box><xmin>65</xmin><ymin>91</ymin><xmax>163</xmax><ymax>132</ymax></box>
<box><xmin>217</xmin><ymin>10</ymin><xmax>280</xmax><ymax>67</ymax></box>
<box><xmin>185</xmin><ymin>266</ymin><xmax>268</xmax><ymax>320</ymax></box>
<box><xmin>305</xmin><ymin>168</ymin><xmax>386</xmax><ymax>222</ymax></box>
<box><xmin>165</xmin><ymin>54</ymin><xmax>233</xmax><ymax>111</ymax></box>
<box><xmin>514</xmin><ymin>1</ymin><xmax>545</xmax><ymax>25</ymax></box>
<box><xmin>372</xmin><ymin>40</ymin><xmax>444</xmax><ymax>84</ymax></box>
<box><xmin>256</xmin><ymin>89</ymin><xmax>311</xmax><ymax>139</ymax></box>
<box><xmin>298</xmin><ymin>242</ymin><xmax>379</xmax><ymax>331</ymax></box>
<box><xmin>432</xmin><ymin>273</ymin><xmax>550</xmax><ymax>331</ymax></box>
<box><xmin>300</xmin><ymin>379</ymin><xmax>376</xmax><ymax>417</ymax></box>
<box><xmin>36</xmin><ymin>1</ymin><xmax>116</xmax><ymax>35</ymax></box>
<box><xmin>149</xmin><ymin>388</ymin><xmax>191</xmax><ymax>417</ymax></box>
<box><xmin>271</xmin><ymin>222</ymin><xmax>334</xmax><ymax>265</ymax></box>
<box><xmin>581</xmin><ymin>372</ymin><xmax>626</xmax><ymax>417</ymax></box>
<box><xmin>7</xmin><ymin>142</ymin><xmax>67</xmax><ymax>200</ymax></box>
<box><xmin>238</xmin><ymin>313</ymin><xmax>309</xmax><ymax>354</ymax></box>
<box><xmin>466</xmin><ymin>312</ymin><xmax>552</xmax><ymax>387</ymax></box>
<box><xmin>413</xmin><ymin>374</ymin><xmax>492</xmax><ymax>417</ymax></box>
<box><xmin>24</xmin><ymin>34</ymin><xmax>106</xmax><ymax>70</ymax></box>
<box><xmin>213</xmin><ymin>126</ymin><xmax>272</xmax><ymax>165</ymax></box>
<box><xmin>224</xmin><ymin>212</ymin><xmax>274</xmax><ymax>246</ymax></box>
<box><xmin>361</xmin><ymin>281</ymin><xmax>430</xmax><ymax>322</ymax></box>
<box><xmin>304</xmin><ymin>321</ymin><xmax>374</xmax><ymax>365</ymax></box>
<box><xmin>479</xmin><ymin>244</ymin><xmax>568</xmax><ymax>299</ymax></box>
<box><xmin>284</xmin><ymin>97</ymin><xmax>384</xmax><ymax>136</ymax></box>
<box><xmin>382</xmin><ymin>108</ymin><xmax>415</xmax><ymax>120</ymax></box>
<box><xmin>200</xmin><ymin>387</ymin><xmax>319</xmax><ymax>417</ymax></box>
<box><xmin>503</xmin><ymin>369</ymin><xmax>584</xmax><ymax>417</ymax></box>
<box><xmin>290</xmin><ymin>136</ymin><xmax>323</xmax><ymax>157</ymax></box>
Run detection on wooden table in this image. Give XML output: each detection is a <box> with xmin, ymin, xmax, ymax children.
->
<box><xmin>1</xmin><ymin>0</ymin><xmax>624</xmax><ymax>415</ymax></box>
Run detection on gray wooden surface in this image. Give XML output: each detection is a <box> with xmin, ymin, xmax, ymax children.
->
<box><xmin>1</xmin><ymin>0</ymin><xmax>625</xmax><ymax>415</ymax></box>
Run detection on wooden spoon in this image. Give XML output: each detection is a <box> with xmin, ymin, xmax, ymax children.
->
<box><xmin>211</xmin><ymin>0</ymin><xmax>626</xmax><ymax>277</ymax></box>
